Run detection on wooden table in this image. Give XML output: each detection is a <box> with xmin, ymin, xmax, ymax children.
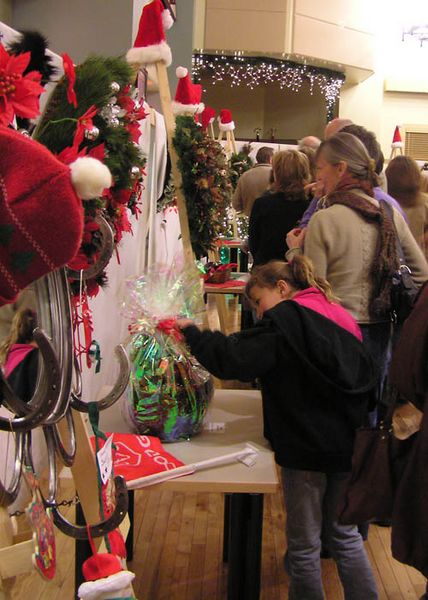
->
<box><xmin>204</xmin><ymin>272</ymin><xmax>250</xmax><ymax>332</ymax></box>
<box><xmin>98</xmin><ymin>388</ymin><xmax>279</xmax><ymax>600</ymax></box>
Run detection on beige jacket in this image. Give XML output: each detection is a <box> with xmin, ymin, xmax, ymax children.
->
<box><xmin>232</xmin><ymin>164</ymin><xmax>272</xmax><ymax>217</ymax></box>
<box><xmin>288</xmin><ymin>191</ymin><xmax>428</xmax><ymax>323</ymax></box>
<box><xmin>402</xmin><ymin>194</ymin><xmax>428</xmax><ymax>259</ymax></box>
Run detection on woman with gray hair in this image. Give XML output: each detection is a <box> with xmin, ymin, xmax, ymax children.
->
<box><xmin>287</xmin><ymin>132</ymin><xmax>428</xmax><ymax>422</ymax></box>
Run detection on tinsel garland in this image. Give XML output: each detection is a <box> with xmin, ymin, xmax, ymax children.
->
<box><xmin>172</xmin><ymin>116</ymin><xmax>232</xmax><ymax>258</ymax></box>
<box><xmin>193</xmin><ymin>52</ymin><xmax>345</xmax><ymax>120</ymax></box>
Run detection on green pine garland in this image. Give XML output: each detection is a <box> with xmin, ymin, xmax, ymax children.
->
<box><xmin>173</xmin><ymin>116</ymin><xmax>232</xmax><ymax>258</ymax></box>
<box><xmin>34</xmin><ymin>55</ymin><xmax>143</xmax><ymax>193</ymax></box>
<box><xmin>32</xmin><ymin>55</ymin><xmax>146</xmax><ymax>297</ymax></box>
<box><xmin>229</xmin><ymin>144</ymin><xmax>253</xmax><ymax>190</ymax></box>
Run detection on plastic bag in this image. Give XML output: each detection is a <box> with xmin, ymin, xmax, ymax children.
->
<box><xmin>123</xmin><ymin>261</ymin><xmax>213</xmax><ymax>442</ymax></box>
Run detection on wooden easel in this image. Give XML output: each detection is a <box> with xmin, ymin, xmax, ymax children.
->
<box><xmin>208</xmin><ymin>121</ymin><xmax>215</xmax><ymax>140</ymax></box>
<box><xmin>0</xmin><ymin>410</ymin><xmax>130</xmax><ymax>599</ymax></box>
<box><xmin>218</xmin><ymin>128</ymin><xmax>237</xmax><ymax>158</ymax></box>
<box><xmin>390</xmin><ymin>145</ymin><xmax>404</xmax><ymax>160</ymax></box>
<box><xmin>155</xmin><ymin>62</ymin><xmax>194</xmax><ymax>264</ymax></box>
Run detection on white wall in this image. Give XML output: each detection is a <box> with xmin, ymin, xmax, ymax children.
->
<box><xmin>0</xmin><ymin>0</ymin><xmax>11</xmax><ymax>22</ymax></box>
<box><xmin>339</xmin><ymin>0</ymin><xmax>428</xmax><ymax>157</ymax></box>
<box><xmin>200</xmin><ymin>76</ymin><xmax>326</xmax><ymax>141</ymax></box>
<box><xmin>11</xmin><ymin>0</ymin><xmax>133</xmax><ymax>63</ymax></box>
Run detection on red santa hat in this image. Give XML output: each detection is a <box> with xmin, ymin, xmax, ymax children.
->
<box><xmin>172</xmin><ymin>67</ymin><xmax>205</xmax><ymax>116</ymax></box>
<box><xmin>0</xmin><ymin>127</ymin><xmax>112</xmax><ymax>306</ymax></box>
<box><xmin>218</xmin><ymin>109</ymin><xmax>235</xmax><ymax>132</ymax></box>
<box><xmin>126</xmin><ymin>0</ymin><xmax>172</xmax><ymax>67</ymax></box>
<box><xmin>392</xmin><ymin>125</ymin><xmax>403</xmax><ymax>148</ymax></box>
<box><xmin>78</xmin><ymin>551</ymin><xmax>135</xmax><ymax>599</ymax></box>
<box><xmin>201</xmin><ymin>106</ymin><xmax>216</xmax><ymax>130</ymax></box>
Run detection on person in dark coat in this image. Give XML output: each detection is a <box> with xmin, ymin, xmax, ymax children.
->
<box><xmin>389</xmin><ymin>283</ymin><xmax>428</xmax><ymax>596</ymax></box>
<box><xmin>0</xmin><ymin>308</ymin><xmax>38</xmax><ymax>403</ymax></box>
<box><xmin>177</xmin><ymin>255</ymin><xmax>378</xmax><ymax>600</ymax></box>
<box><xmin>248</xmin><ymin>150</ymin><xmax>310</xmax><ymax>267</ymax></box>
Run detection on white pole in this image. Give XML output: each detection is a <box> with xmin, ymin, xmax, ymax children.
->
<box><xmin>127</xmin><ymin>444</ymin><xmax>259</xmax><ymax>489</ymax></box>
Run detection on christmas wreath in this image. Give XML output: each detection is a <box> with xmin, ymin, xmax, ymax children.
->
<box><xmin>33</xmin><ymin>55</ymin><xmax>146</xmax><ymax>298</ymax></box>
<box><xmin>172</xmin><ymin>115</ymin><xmax>232</xmax><ymax>258</ymax></box>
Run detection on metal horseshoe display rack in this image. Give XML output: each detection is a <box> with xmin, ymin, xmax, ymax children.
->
<box><xmin>0</xmin><ymin>216</ymin><xmax>131</xmax><ymax>598</ymax></box>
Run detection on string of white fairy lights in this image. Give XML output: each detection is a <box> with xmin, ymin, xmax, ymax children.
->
<box><xmin>192</xmin><ymin>52</ymin><xmax>345</xmax><ymax>119</ymax></box>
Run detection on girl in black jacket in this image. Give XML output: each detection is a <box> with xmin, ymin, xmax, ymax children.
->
<box><xmin>178</xmin><ymin>256</ymin><xmax>378</xmax><ymax>600</ymax></box>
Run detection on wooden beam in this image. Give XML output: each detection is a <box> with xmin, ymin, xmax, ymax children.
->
<box><xmin>156</xmin><ymin>61</ymin><xmax>194</xmax><ymax>264</ymax></box>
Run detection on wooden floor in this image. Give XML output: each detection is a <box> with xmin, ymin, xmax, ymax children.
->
<box><xmin>9</xmin><ymin>296</ymin><xmax>428</xmax><ymax>599</ymax></box>
<box><xmin>10</xmin><ymin>481</ymin><xmax>428</xmax><ymax>599</ymax></box>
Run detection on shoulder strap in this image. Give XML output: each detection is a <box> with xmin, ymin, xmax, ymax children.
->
<box><xmin>380</xmin><ymin>200</ymin><xmax>406</xmax><ymax>265</ymax></box>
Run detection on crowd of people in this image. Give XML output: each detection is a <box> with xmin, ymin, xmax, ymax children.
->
<box><xmin>178</xmin><ymin>118</ymin><xmax>428</xmax><ymax>599</ymax></box>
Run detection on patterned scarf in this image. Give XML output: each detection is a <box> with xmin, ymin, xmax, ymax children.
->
<box><xmin>327</xmin><ymin>174</ymin><xmax>398</xmax><ymax>319</ymax></box>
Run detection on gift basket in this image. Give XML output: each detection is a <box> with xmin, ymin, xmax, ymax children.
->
<box><xmin>123</xmin><ymin>262</ymin><xmax>213</xmax><ymax>442</ymax></box>
<box><xmin>204</xmin><ymin>262</ymin><xmax>237</xmax><ymax>284</ymax></box>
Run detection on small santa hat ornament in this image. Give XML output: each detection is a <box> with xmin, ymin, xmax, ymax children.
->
<box><xmin>392</xmin><ymin>125</ymin><xmax>403</xmax><ymax>148</ymax></box>
<box><xmin>201</xmin><ymin>106</ymin><xmax>216</xmax><ymax>130</ymax></box>
<box><xmin>126</xmin><ymin>0</ymin><xmax>172</xmax><ymax>68</ymax></box>
<box><xmin>218</xmin><ymin>109</ymin><xmax>235</xmax><ymax>132</ymax></box>
<box><xmin>0</xmin><ymin>127</ymin><xmax>112</xmax><ymax>306</ymax></box>
<box><xmin>172</xmin><ymin>66</ymin><xmax>205</xmax><ymax>115</ymax></box>
<box><xmin>78</xmin><ymin>551</ymin><xmax>135</xmax><ymax>599</ymax></box>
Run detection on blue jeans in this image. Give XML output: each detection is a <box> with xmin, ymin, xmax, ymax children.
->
<box><xmin>282</xmin><ymin>468</ymin><xmax>378</xmax><ymax>600</ymax></box>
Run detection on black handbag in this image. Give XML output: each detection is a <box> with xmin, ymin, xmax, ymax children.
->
<box><xmin>382</xmin><ymin>201</ymin><xmax>419</xmax><ymax>324</ymax></box>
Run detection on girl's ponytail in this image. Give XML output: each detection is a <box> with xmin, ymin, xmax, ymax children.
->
<box><xmin>246</xmin><ymin>255</ymin><xmax>338</xmax><ymax>303</ymax></box>
<box><xmin>288</xmin><ymin>255</ymin><xmax>337</xmax><ymax>302</ymax></box>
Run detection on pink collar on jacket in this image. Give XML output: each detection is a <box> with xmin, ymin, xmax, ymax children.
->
<box><xmin>292</xmin><ymin>287</ymin><xmax>362</xmax><ymax>341</ymax></box>
<box><xmin>4</xmin><ymin>344</ymin><xmax>36</xmax><ymax>377</ymax></box>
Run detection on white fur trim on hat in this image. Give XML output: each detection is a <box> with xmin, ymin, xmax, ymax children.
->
<box><xmin>70</xmin><ymin>157</ymin><xmax>112</xmax><ymax>200</ymax></box>
<box><xmin>218</xmin><ymin>119</ymin><xmax>235</xmax><ymax>132</ymax></box>
<box><xmin>176</xmin><ymin>66</ymin><xmax>188</xmax><ymax>78</ymax></box>
<box><xmin>126</xmin><ymin>41</ymin><xmax>172</xmax><ymax>67</ymax></box>
<box><xmin>392</xmin><ymin>141</ymin><xmax>404</xmax><ymax>148</ymax></box>
<box><xmin>162</xmin><ymin>9</ymin><xmax>174</xmax><ymax>30</ymax></box>
<box><xmin>172</xmin><ymin>101</ymin><xmax>200</xmax><ymax>116</ymax></box>
<box><xmin>78</xmin><ymin>570</ymin><xmax>135</xmax><ymax>600</ymax></box>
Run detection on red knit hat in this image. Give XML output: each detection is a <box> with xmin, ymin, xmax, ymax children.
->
<box><xmin>392</xmin><ymin>125</ymin><xmax>403</xmax><ymax>148</ymax></box>
<box><xmin>126</xmin><ymin>0</ymin><xmax>172</xmax><ymax>67</ymax></box>
<box><xmin>78</xmin><ymin>551</ymin><xmax>135</xmax><ymax>599</ymax></box>
<box><xmin>218</xmin><ymin>109</ymin><xmax>235</xmax><ymax>132</ymax></box>
<box><xmin>201</xmin><ymin>106</ymin><xmax>216</xmax><ymax>130</ymax></box>
<box><xmin>172</xmin><ymin>67</ymin><xmax>205</xmax><ymax>116</ymax></box>
<box><xmin>0</xmin><ymin>127</ymin><xmax>110</xmax><ymax>306</ymax></box>
<box><xmin>82</xmin><ymin>552</ymin><xmax>122</xmax><ymax>582</ymax></box>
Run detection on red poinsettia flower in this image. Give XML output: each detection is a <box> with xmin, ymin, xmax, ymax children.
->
<box><xmin>72</xmin><ymin>104</ymin><xmax>98</xmax><ymax>150</ymax></box>
<box><xmin>88</xmin><ymin>143</ymin><xmax>106</xmax><ymax>162</ymax></box>
<box><xmin>61</xmin><ymin>53</ymin><xmax>77</xmax><ymax>108</ymax></box>
<box><xmin>57</xmin><ymin>144</ymin><xmax>87</xmax><ymax>165</ymax></box>
<box><xmin>68</xmin><ymin>251</ymin><xmax>91</xmax><ymax>271</ymax></box>
<box><xmin>0</xmin><ymin>44</ymin><xmax>45</xmax><ymax>126</ymax></box>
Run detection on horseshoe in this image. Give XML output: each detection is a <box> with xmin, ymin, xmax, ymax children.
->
<box><xmin>71</xmin><ymin>345</ymin><xmax>130</xmax><ymax>412</ymax></box>
<box><xmin>0</xmin><ymin>328</ymin><xmax>61</xmax><ymax>432</ymax></box>
<box><xmin>48</xmin><ymin>475</ymin><xmax>128</xmax><ymax>539</ymax></box>
<box><xmin>67</xmin><ymin>216</ymin><xmax>114</xmax><ymax>281</ymax></box>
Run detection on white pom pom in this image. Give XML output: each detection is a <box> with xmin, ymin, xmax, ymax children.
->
<box><xmin>176</xmin><ymin>66</ymin><xmax>188</xmax><ymax>79</ymax></box>
<box><xmin>70</xmin><ymin>157</ymin><xmax>112</xmax><ymax>200</ymax></box>
<box><xmin>162</xmin><ymin>9</ymin><xmax>174</xmax><ymax>30</ymax></box>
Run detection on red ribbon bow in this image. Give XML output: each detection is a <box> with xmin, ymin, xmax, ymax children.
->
<box><xmin>156</xmin><ymin>319</ymin><xmax>184</xmax><ymax>342</ymax></box>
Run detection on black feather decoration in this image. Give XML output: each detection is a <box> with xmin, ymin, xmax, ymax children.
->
<box><xmin>7</xmin><ymin>30</ymin><xmax>57</xmax><ymax>85</ymax></box>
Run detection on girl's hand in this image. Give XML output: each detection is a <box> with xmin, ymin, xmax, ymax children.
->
<box><xmin>176</xmin><ymin>318</ymin><xmax>194</xmax><ymax>330</ymax></box>
<box><xmin>286</xmin><ymin>227</ymin><xmax>306</xmax><ymax>249</ymax></box>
